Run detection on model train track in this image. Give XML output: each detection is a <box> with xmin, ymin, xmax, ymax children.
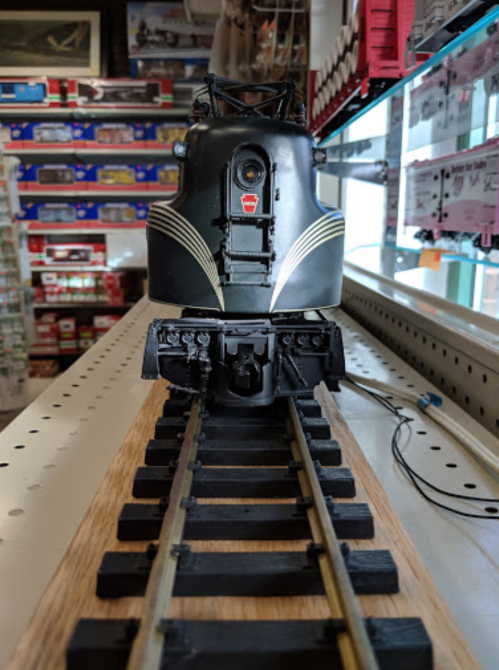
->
<box><xmin>66</xmin><ymin>392</ymin><xmax>433</xmax><ymax>670</ymax></box>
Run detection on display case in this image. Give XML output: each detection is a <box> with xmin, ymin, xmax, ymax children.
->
<box><xmin>319</xmin><ymin>5</ymin><xmax>499</xmax><ymax>320</ymax></box>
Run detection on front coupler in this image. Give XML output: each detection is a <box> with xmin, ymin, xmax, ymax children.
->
<box><xmin>142</xmin><ymin>316</ymin><xmax>345</xmax><ymax>407</ymax></box>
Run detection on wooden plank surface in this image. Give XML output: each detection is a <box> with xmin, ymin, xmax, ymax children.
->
<box><xmin>6</xmin><ymin>380</ymin><xmax>481</xmax><ymax>670</ymax></box>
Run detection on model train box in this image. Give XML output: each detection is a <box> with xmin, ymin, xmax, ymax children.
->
<box><xmin>86</xmin><ymin>165</ymin><xmax>147</xmax><ymax>191</ymax></box>
<box><xmin>67</xmin><ymin>78</ymin><xmax>173</xmax><ymax>108</ymax></box>
<box><xmin>147</xmin><ymin>164</ymin><xmax>179</xmax><ymax>191</ymax></box>
<box><xmin>84</xmin><ymin>122</ymin><xmax>146</xmax><ymax>149</ymax></box>
<box><xmin>22</xmin><ymin>122</ymin><xmax>85</xmax><ymax>149</ymax></box>
<box><xmin>405</xmin><ymin>138</ymin><xmax>499</xmax><ymax>247</ymax></box>
<box><xmin>18</xmin><ymin>202</ymin><xmax>87</xmax><ymax>231</ymax></box>
<box><xmin>29</xmin><ymin>238</ymin><xmax>106</xmax><ymax>266</ymax></box>
<box><xmin>85</xmin><ymin>202</ymin><xmax>148</xmax><ymax>227</ymax></box>
<box><xmin>24</xmin><ymin>164</ymin><xmax>86</xmax><ymax>191</ymax></box>
<box><xmin>0</xmin><ymin>78</ymin><xmax>62</xmax><ymax>108</ymax></box>
<box><xmin>1</xmin><ymin>123</ymin><xmax>23</xmax><ymax>150</ymax></box>
<box><xmin>44</xmin><ymin>242</ymin><xmax>106</xmax><ymax>266</ymax></box>
<box><xmin>145</xmin><ymin>122</ymin><xmax>189</xmax><ymax>148</ymax></box>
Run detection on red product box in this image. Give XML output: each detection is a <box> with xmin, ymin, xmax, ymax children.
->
<box><xmin>58</xmin><ymin>317</ymin><xmax>76</xmax><ymax>334</ymax></box>
<box><xmin>44</xmin><ymin>286</ymin><xmax>62</xmax><ymax>303</ymax></box>
<box><xmin>78</xmin><ymin>325</ymin><xmax>95</xmax><ymax>351</ymax></box>
<box><xmin>93</xmin><ymin>313</ymin><xmax>121</xmax><ymax>339</ymax></box>
<box><xmin>35</xmin><ymin>322</ymin><xmax>58</xmax><ymax>340</ymax></box>
<box><xmin>66</xmin><ymin>79</ymin><xmax>173</xmax><ymax>108</ymax></box>
<box><xmin>58</xmin><ymin>317</ymin><xmax>78</xmax><ymax>354</ymax></box>
<box><xmin>41</xmin><ymin>242</ymin><xmax>106</xmax><ymax>266</ymax></box>
<box><xmin>103</xmin><ymin>272</ymin><xmax>126</xmax><ymax>290</ymax></box>
<box><xmin>34</xmin><ymin>287</ymin><xmax>45</xmax><ymax>303</ymax></box>
<box><xmin>40</xmin><ymin>272</ymin><xmax>59</xmax><ymax>286</ymax></box>
<box><xmin>107</xmin><ymin>289</ymin><xmax>125</xmax><ymax>306</ymax></box>
<box><xmin>28</xmin><ymin>237</ymin><xmax>44</xmax><ymax>266</ymax></box>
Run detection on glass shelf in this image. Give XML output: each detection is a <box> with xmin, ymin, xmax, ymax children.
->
<box><xmin>320</xmin><ymin>5</ymin><xmax>499</xmax><ymax>322</ymax></box>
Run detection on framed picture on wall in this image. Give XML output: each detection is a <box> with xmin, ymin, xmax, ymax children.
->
<box><xmin>0</xmin><ymin>11</ymin><xmax>101</xmax><ymax>76</ymax></box>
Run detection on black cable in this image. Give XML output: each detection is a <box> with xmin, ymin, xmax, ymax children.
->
<box><xmin>344</xmin><ymin>376</ymin><xmax>499</xmax><ymax>519</ymax></box>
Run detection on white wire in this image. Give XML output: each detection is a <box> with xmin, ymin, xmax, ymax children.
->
<box><xmin>346</xmin><ymin>372</ymin><xmax>499</xmax><ymax>477</ymax></box>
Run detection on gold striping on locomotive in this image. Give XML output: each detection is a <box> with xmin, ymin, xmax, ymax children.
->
<box><xmin>148</xmin><ymin>202</ymin><xmax>225</xmax><ymax>310</ymax></box>
<box><xmin>270</xmin><ymin>212</ymin><xmax>345</xmax><ymax>311</ymax></box>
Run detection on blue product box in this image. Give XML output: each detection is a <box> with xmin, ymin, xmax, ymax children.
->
<box><xmin>145</xmin><ymin>122</ymin><xmax>189</xmax><ymax>148</ymax></box>
<box><xmin>86</xmin><ymin>202</ymin><xmax>148</xmax><ymax>227</ymax></box>
<box><xmin>147</xmin><ymin>164</ymin><xmax>179</xmax><ymax>191</ymax></box>
<box><xmin>24</xmin><ymin>164</ymin><xmax>87</xmax><ymax>191</ymax></box>
<box><xmin>86</xmin><ymin>165</ymin><xmax>148</xmax><ymax>191</ymax></box>
<box><xmin>17</xmin><ymin>202</ymin><xmax>86</xmax><ymax>230</ymax></box>
<box><xmin>84</xmin><ymin>122</ymin><xmax>146</xmax><ymax>148</ymax></box>
<box><xmin>1</xmin><ymin>123</ymin><xmax>23</xmax><ymax>149</ymax></box>
<box><xmin>22</xmin><ymin>122</ymin><xmax>85</xmax><ymax>149</ymax></box>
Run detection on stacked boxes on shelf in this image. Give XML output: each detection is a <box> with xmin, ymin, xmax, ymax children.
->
<box><xmin>0</xmin><ymin>75</ymin><xmax>187</xmax><ymax>374</ymax></box>
<box><xmin>2</xmin><ymin>120</ymin><xmax>188</xmax><ymax>151</ymax></box>
<box><xmin>17</xmin><ymin>202</ymin><xmax>149</xmax><ymax>231</ymax></box>
<box><xmin>0</xmin><ymin>78</ymin><xmax>172</xmax><ymax>109</ymax></box>
<box><xmin>0</xmin><ymin>152</ymin><xmax>29</xmax><ymax>408</ymax></box>
<box><xmin>33</xmin><ymin>271</ymin><xmax>129</xmax><ymax>306</ymax></box>
<box><xmin>17</xmin><ymin>162</ymin><xmax>179</xmax><ymax>192</ymax></box>
<box><xmin>28</xmin><ymin>238</ymin><xmax>106</xmax><ymax>267</ymax></box>
<box><xmin>30</xmin><ymin>311</ymin><xmax>122</xmax><ymax>368</ymax></box>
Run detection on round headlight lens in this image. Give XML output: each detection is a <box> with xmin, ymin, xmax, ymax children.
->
<box><xmin>236</xmin><ymin>158</ymin><xmax>265</xmax><ymax>189</ymax></box>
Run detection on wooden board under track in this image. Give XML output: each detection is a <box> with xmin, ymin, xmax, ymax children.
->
<box><xmin>7</xmin><ymin>380</ymin><xmax>481</xmax><ymax>670</ymax></box>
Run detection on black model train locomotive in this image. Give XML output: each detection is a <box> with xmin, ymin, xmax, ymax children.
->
<box><xmin>142</xmin><ymin>75</ymin><xmax>345</xmax><ymax>406</ymax></box>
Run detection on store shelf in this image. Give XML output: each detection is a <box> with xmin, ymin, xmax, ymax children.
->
<box><xmin>28</xmin><ymin>228</ymin><xmax>146</xmax><ymax>235</ymax></box>
<box><xmin>33</xmin><ymin>302</ymin><xmax>134</xmax><ymax>309</ymax></box>
<box><xmin>20</xmin><ymin>190</ymin><xmax>176</xmax><ymax>198</ymax></box>
<box><xmin>0</xmin><ymin>107</ymin><xmax>190</xmax><ymax>118</ymax></box>
<box><xmin>28</xmin><ymin>350</ymin><xmax>81</xmax><ymax>357</ymax></box>
<box><xmin>5</xmin><ymin>148</ymin><xmax>173</xmax><ymax>157</ymax></box>
<box><xmin>30</xmin><ymin>265</ymin><xmax>113</xmax><ymax>272</ymax></box>
<box><xmin>134</xmin><ymin>48</ymin><xmax>211</xmax><ymax>59</ymax></box>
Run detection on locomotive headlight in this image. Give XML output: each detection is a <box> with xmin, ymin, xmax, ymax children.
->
<box><xmin>236</xmin><ymin>158</ymin><xmax>266</xmax><ymax>189</ymax></box>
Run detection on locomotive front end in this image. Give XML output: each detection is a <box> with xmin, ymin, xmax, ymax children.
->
<box><xmin>142</xmin><ymin>76</ymin><xmax>346</xmax><ymax>406</ymax></box>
